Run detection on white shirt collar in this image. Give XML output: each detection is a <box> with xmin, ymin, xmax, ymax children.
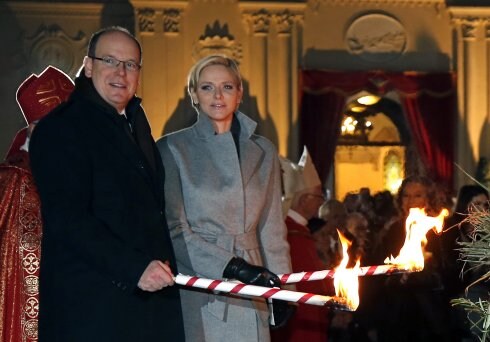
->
<box><xmin>287</xmin><ymin>209</ymin><xmax>308</xmax><ymax>226</ymax></box>
<box><xmin>20</xmin><ymin>136</ymin><xmax>29</xmax><ymax>152</ymax></box>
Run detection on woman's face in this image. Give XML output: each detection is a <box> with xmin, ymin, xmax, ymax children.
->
<box><xmin>470</xmin><ymin>193</ymin><xmax>489</xmax><ymax>211</ymax></box>
<box><xmin>401</xmin><ymin>182</ymin><xmax>428</xmax><ymax>214</ymax></box>
<box><xmin>192</xmin><ymin>64</ymin><xmax>242</xmax><ymax>133</ymax></box>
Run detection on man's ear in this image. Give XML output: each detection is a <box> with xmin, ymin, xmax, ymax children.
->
<box><xmin>83</xmin><ymin>56</ymin><xmax>93</xmax><ymax>78</ymax></box>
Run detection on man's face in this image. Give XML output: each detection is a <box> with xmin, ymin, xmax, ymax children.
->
<box><xmin>84</xmin><ymin>31</ymin><xmax>140</xmax><ymax>113</ymax></box>
<box><xmin>301</xmin><ymin>186</ymin><xmax>325</xmax><ymax>220</ymax></box>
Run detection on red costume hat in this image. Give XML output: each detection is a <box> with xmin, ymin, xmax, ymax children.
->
<box><xmin>5</xmin><ymin>66</ymin><xmax>74</xmax><ymax>159</ymax></box>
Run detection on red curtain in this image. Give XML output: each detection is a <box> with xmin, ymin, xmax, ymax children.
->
<box><xmin>300</xmin><ymin>90</ymin><xmax>344</xmax><ymax>185</ymax></box>
<box><xmin>299</xmin><ymin>70</ymin><xmax>457</xmax><ymax>191</ymax></box>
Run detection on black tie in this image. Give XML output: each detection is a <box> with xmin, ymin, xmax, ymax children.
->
<box><xmin>120</xmin><ymin>114</ymin><xmax>135</xmax><ymax>142</ymax></box>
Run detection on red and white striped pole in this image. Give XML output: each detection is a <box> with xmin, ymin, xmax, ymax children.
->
<box><xmin>174</xmin><ymin>273</ymin><xmax>351</xmax><ymax>310</ymax></box>
<box><xmin>278</xmin><ymin>264</ymin><xmax>416</xmax><ymax>284</ymax></box>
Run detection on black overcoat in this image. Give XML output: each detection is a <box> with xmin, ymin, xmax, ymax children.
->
<box><xmin>29</xmin><ymin>74</ymin><xmax>184</xmax><ymax>342</ymax></box>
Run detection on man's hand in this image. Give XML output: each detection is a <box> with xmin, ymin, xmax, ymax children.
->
<box><xmin>137</xmin><ymin>260</ymin><xmax>175</xmax><ymax>292</ymax></box>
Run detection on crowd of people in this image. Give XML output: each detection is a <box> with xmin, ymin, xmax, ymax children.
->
<box><xmin>1</xmin><ymin>24</ymin><xmax>489</xmax><ymax>342</ymax></box>
<box><xmin>304</xmin><ymin>178</ymin><xmax>490</xmax><ymax>342</ymax></box>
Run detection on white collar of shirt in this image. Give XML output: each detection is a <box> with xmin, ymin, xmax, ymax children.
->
<box><xmin>20</xmin><ymin>136</ymin><xmax>29</xmax><ymax>152</ymax></box>
<box><xmin>287</xmin><ymin>209</ymin><xmax>308</xmax><ymax>226</ymax></box>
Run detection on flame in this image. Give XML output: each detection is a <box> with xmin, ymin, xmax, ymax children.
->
<box><xmin>384</xmin><ymin>208</ymin><xmax>449</xmax><ymax>271</ymax></box>
<box><xmin>333</xmin><ymin>229</ymin><xmax>360</xmax><ymax>310</ymax></box>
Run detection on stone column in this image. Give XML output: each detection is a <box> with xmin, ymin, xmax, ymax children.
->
<box><xmin>241</xmin><ymin>3</ymin><xmax>304</xmax><ymax>158</ymax></box>
<box><xmin>271</xmin><ymin>9</ymin><xmax>304</xmax><ymax>158</ymax></box>
<box><xmin>133</xmin><ymin>2</ymin><xmax>186</xmax><ymax>138</ymax></box>
<box><xmin>272</xmin><ymin>11</ymin><xmax>294</xmax><ymax>157</ymax></box>
<box><xmin>450</xmin><ymin>8</ymin><xmax>490</xmax><ymax>188</ymax></box>
<box><xmin>243</xmin><ymin>9</ymin><xmax>270</xmax><ymax>122</ymax></box>
<box><xmin>484</xmin><ymin>20</ymin><xmax>490</xmax><ymax>159</ymax></box>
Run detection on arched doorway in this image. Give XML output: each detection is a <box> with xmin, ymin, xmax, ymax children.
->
<box><xmin>299</xmin><ymin>69</ymin><xmax>457</xmax><ymax>198</ymax></box>
<box><xmin>333</xmin><ymin>92</ymin><xmax>409</xmax><ymax>200</ymax></box>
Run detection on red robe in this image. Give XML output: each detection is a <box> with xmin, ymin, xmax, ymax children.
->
<box><xmin>0</xmin><ymin>151</ymin><xmax>41</xmax><ymax>342</ymax></box>
<box><xmin>271</xmin><ymin>215</ymin><xmax>332</xmax><ymax>341</ymax></box>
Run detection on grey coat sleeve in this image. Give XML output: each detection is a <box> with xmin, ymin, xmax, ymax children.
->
<box><xmin>256</xmin><ymin>148</ymin><xmax>293</xmax><ymax>276</ymax></box>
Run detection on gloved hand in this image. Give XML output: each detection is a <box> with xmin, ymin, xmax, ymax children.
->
<box><xmin>269</xmin><ymin>299</ymin><xmax>297</xmax><ymax>330</ymax></box>
<box><xmin>223</xmin><ymin>257</ymin><xmax>281</xmax><ymax>288</ymax></box>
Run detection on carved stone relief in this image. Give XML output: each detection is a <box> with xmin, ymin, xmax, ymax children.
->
<box><xmin>274</xmin><ymin>10</ymin><xmax>295</xmax><ymax>35</ymax></box>
<box><xmin>192</xmin><ymin>21</ymin><xmax>243</xmax><ymax>63</ymax></box>
<box><xmin>461</xmin><ymin>20</ymin><xmax>478</xmax><ymax>39</ymax></box>
<box><xmin>450</xmin><ymin>13</ymin><xmax>490</xmax><ymax>40</ymax></box>
<box><xmin>163</xmin><ymin>9</ymin><xmax>182</xmax><ymax>34</ymax></box>
<box><xmin>345</xmin><ymin>13</ymin><xmax>407</xmax><ymax>62</ymax></box>
<box><xmin>136</xmin><ymin>7</ymin><xmax>183</xmax><ymax>35</ymax></box>
<box><xmin>486</xmin><ymin>22</ymin><xmax>490</xmax><ymax>39</ymax></box>
<box><xmin>25</xmin><ymin>24</ymin><xmax>87</xmax><ymax>76</ymax></box>
<box><xmin>313</xmin><ymin>0</ymin><xmax>445</xmax><ymax>10</ymax></box>
<box><xmin>243</xmin><ymin>9</ymin><xmax>271</xmax><ymax>35</ymax></box>
<box><xmin>137</xmin><ymin>8</ymin><xmax>156</xmax><ymax>34</ymax></box>
<box><xmin>242</xmin><ymin>7</ymin><xmax>304</xmax><ymax>35</ymax></box>
<box><xmin>452</xmin><ymin>17</ymin><xmax>481</xmax><ymax>39</ymax></box>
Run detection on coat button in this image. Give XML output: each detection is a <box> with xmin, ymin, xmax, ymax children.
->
<box><xmin>112</xmin><ymin>280</ymin><xmax>125</xmax><ymax>290</ymax></box>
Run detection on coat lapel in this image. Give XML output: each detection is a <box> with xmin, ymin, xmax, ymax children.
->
<box><xmin>239</xmin><ymin>139</ymin><xmax>263</xmax><ymax>188</ymax></box>
<box><xmin>234</xmin><ymin>112</ymin><xmax>263</xmax><ymax>188</ymax></box>
<box><xmin>91</xmin><ymin>112</ymin><xmax>158</xmax><ymax>194</ymax></box>
<box><xmin>70</xmin><ymin>73</ymin><xmax>161</xmax><ymax>200</ymax></box>
<box><xmin>193</xmin><ymin>111</ymin><xmax>264</xmax><ymax>188</ymax></box>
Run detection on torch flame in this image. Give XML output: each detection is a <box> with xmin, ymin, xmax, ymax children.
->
<box><xmin>384</xmin><ymin>208</ymin><xmax>449</xmax><ymax>271</ymax></box>
<box><xmin>333</xmin><ymin>229</ymin><xmax>360</xmax><ymax>310</ymax></box>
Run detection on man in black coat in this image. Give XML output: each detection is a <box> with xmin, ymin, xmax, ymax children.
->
<box><xmin>29</xmin><ymin>26</ymin><xmax>185</xmax><ymax>341</ymax></box>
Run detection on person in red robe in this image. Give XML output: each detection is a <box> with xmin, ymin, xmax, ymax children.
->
<box><xmin>272</xmin><ymin>147</ymin><xmax>332</xmax><ymax>342</ymax></box>
<box><xmin>0</xmin><ymin>66</ymin><xmax>73</xmax><ymax>342</ymax></box>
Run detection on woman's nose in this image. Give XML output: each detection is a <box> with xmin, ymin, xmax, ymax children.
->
<box><xmin>214</xmin><ymin>88</ymin><xmax>223</xmax><ymax>99</ymax></box>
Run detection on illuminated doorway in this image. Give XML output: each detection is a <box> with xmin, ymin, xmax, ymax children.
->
<box><xmin>333</xmin><ymin>91</ymin><xmax>409</xmax><ymax>201</ymax></box>
<box><xmin>299</xmin><ymin>69</ymin><xmax>456</xmax><ymax>198</ymax></box>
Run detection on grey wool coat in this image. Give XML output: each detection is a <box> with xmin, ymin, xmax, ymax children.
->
<box><xmin>157</xmin><ymin>111</ymin><xmax>292</xmax><ymax>342</ymax></box>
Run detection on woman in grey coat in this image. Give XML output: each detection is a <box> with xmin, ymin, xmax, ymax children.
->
<box><xmin>157</xmin><ymin>55</ymin><xmax>293</xmax><ymax>341</ymax></box>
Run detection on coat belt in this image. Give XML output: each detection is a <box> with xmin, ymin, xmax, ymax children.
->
<box><xmin>216</xmin><ymin>230</ymin><xmax>259</xmax><ymax>254</ymax></box>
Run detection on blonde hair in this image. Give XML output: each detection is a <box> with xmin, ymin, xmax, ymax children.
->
<box><xmin>187</xmin><ymin>55</ymin><xmax>242</xmax><ymax>108</ymax></box>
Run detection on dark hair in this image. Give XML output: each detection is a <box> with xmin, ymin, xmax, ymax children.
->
<box><xmin>454</xmin><ymin>184</ymin><xmax>489</xmax><ymax>214</ymax></box>
<box><xmin>396</xmin><ymin>175</ymin><xmax>436</xmax><ymax>214</ymax></box>
<box><xmin>87</xmin><ymin>26</ymin><xmax>142</xmax><ymax>64</ymax></box>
